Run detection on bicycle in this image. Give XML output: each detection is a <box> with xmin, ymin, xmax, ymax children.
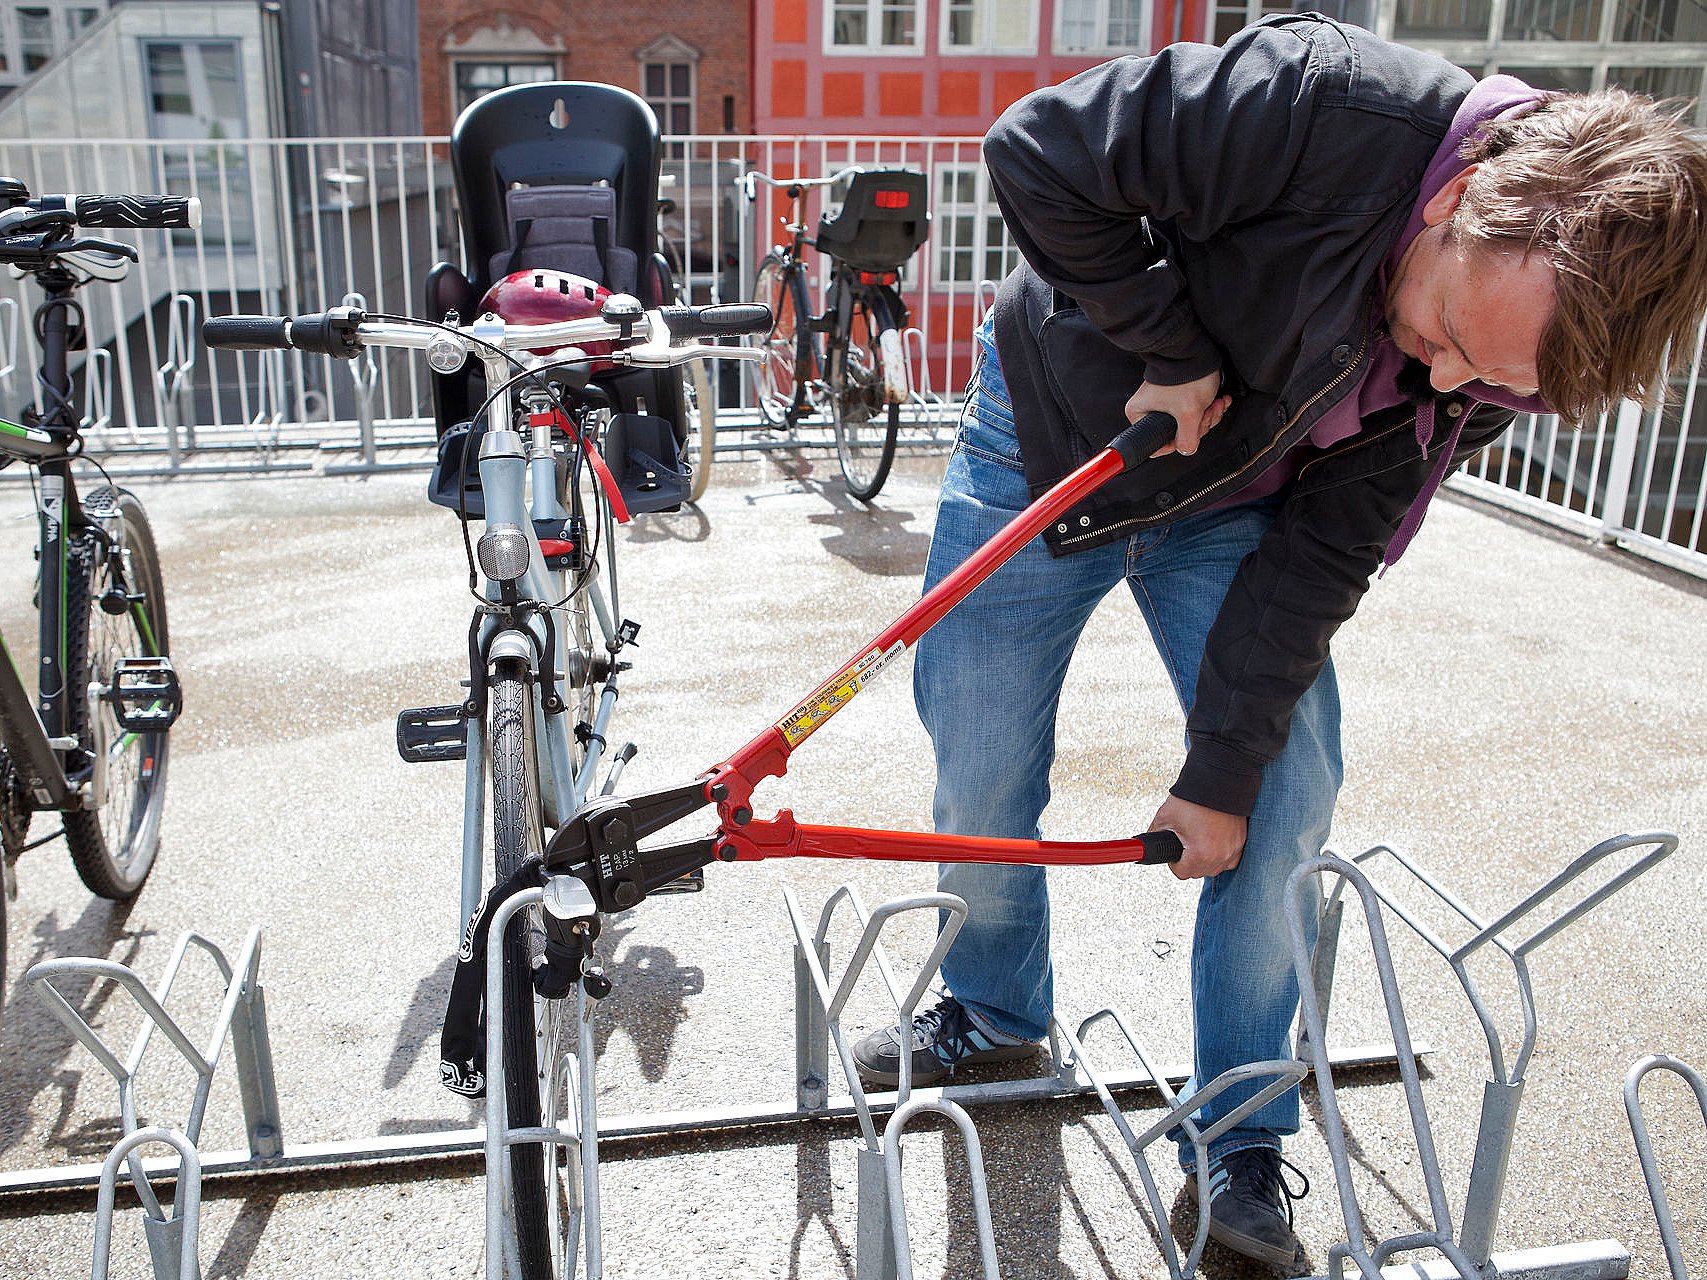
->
<box><xmin>0</xmin><ymin>179</ymin><xmax>195</xmax><ymax>1027</ymax></box>
<box><xmin>218</xmin><ymin>291</ymin><xmax>1182</xmax><ymax>1280</ymax></box>
<box><xmin>743</xmin><ymin>167</ymin><xmax>929</xmax><ymax>501</ymax></box>
<box><xmin>205</xmin><ymin>290</ymin><xmax>770</xmax><ymax>1280</ymax></box>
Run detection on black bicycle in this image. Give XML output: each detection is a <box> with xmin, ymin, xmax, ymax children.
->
<box><xmin>0</xmin><ymin>179</ymin><xmax>195</xmax><ymax>1022</ymax></box>
<box><xmin>743</xmin><ymin>167</ymin><xmax>930</xmax><ymax>501</ymax></box>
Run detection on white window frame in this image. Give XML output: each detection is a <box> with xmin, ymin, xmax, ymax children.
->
<box><xmin>824</xmin><ymin>0</ymin><xmax>925</xmax><ymax>56</ymax></box>
<box><xmin>932</xmin><ymin>161</ymin><xmax>1020</xmax><ymax>292</ymax></box>
<box><xmin>941</xmin><ymin>0</ymin><xmax>1039</xmax><ymax>55</ymax></box>
<box><xmin>1054</xmin><ymin>0</ymin><xmax>1151</xmax><ymax>54</ymax></box>
<box><xmin>637</xmin><ymin>35</ymin><xmax>699</xmax><ymax>139</ymax></box>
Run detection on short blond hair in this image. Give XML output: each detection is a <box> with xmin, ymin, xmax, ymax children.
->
<box><xmin>1455</xmin><ymin>90</ymin><xmax>1707</xmax><ymax>423</ymax></box>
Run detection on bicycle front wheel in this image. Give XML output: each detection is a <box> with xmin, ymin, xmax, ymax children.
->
<box><xmin>828</xmin><ymin>295</ymin><xmax>900</xmax><ymax>501</ymax></box>
<box><xmin>490</xmin><ymin>660</ymin><xmax>570</xmax><ymax>1279</ymax></box>
<box><xmin>63</xmin><ymin>487</ymin><xmax>170</xmax><ymax>899</ymax></box>
<box><xmin>752</xmin><ymin>253</ymin><xmax>810</xmax><ymax>428</ymax></box>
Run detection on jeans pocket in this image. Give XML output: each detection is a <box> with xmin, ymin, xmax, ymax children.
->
<box><xmin>959</xmin><ymin>369</ymin><xmax>1025</xmax><ymax>472</ymax></box>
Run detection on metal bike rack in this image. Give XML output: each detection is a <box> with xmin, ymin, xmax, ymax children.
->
<box><xmin>1624</xmin><ymin>1054</ymin><xmax>1705</xmax><ymax>1280</ymax></box>
<box><xmin>23</xmin><ymin>926</ymin><xmax>282</xmax><ymax>1280</ymax></box>
<box><xmin>784</xmin><ymin>881</ymin><xmax>1396</xmax><ymax>1280</ymax></box>
<box><xmin>785</xmin><ymin>883</ymin><xmax>999</xmax><ymax>1279</ymax></box>
<box><xmin>481</xmin><ymin>885</ymin><xmax>601</xmax><ymax>1280</ymax></box>
<box><xmin>81</xmin><ymin>346</ymin><xmax>117</xmax><ymax>442</ymax></box>
<box><xmin>153</xmin><ymin>293</ymin><xmax>198</xmax><ymax>469</ymax></box>
<box><xmin>1288</xmin><ymin>832</ymin><xmax>1679</xmax><ymax>1280</ymax></box>
<box><xmin>0</xmin><ymin>294</ymin><xmax>20</xmax><ymax>399</ymax></box>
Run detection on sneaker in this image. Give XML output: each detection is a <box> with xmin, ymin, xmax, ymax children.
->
<box><xmin>852</xmin><ymin>996</ymin><xmax>1039</xmax><ymax>1087</ymax></box>
<box><xmin>1185</xmin><ymin>1146</ymin><xmax>1309</xmax><ymax>1267</ymax></box>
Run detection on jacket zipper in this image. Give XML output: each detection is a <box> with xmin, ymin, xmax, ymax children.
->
<box><xmin>1060</xmin><ymin>326</ymin><xmax>1374</xmax><ymax>549</ymax></box>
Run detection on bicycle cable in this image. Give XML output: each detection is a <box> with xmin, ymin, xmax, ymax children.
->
<box><xmin>361</xmin><ymin>311</ymin><xmax>633</xmax><ymax>616</ymax></box>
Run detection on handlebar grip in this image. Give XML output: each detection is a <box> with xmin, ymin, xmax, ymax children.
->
<box><xmin>659</xmin><ymin>303</ymin><xmax>773</xmax><ymax>340</ymax></box>
<box><xmin>203</xmin><ymin>315</ymin><xmax>292</xmax><ymax>351</ymax></box>
<box><xmin>56</xmin><ymin>194</ymin><xmax>202</xmax><ymax>230</ymax></box>
<box><xmin>1135</xmin><ymin>830</ymin><xmax>1183</xmax><ymax>865</ymax></box>
<box><xmin>1108</xmin><ymin>411</ymin><xmax>1178</xmax><ymax>472</ymax></box>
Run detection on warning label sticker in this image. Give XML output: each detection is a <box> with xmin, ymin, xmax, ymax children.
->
<box><xmin>777</xmin><ymin>641</ymin><xmax>905</xmax><ymax>747</ymax></box>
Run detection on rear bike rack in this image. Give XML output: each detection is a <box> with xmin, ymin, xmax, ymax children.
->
<box><xmin>23</xmin><ymin>926</ymin><xmax>282</xmax><ymax>1280</ymax></box>
<box><xmin>1623</xmin><ymin>1053</ymin><xmax>1705</xmax><ymax>1279</ymax></box>
<box><xmin>1287</xmin><ymin>832</ymin><xmax>1678</xmax><ymax>1280</ymax></box>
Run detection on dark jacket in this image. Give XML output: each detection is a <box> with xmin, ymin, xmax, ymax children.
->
<box><xmin>982</xmin><ymin>14</ymin><xmax>1517</xmax><ymax>815</ymax></box>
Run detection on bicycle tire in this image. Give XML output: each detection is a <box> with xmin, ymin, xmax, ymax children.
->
<box><xmin>682</xmin><ymin>357</ymin><xmax>716</xmax><ymax>502</ymax></box>
<box><xmin>828</xmin><ymin>293</ymin><xmax>900</xmax><ymax>501</ymax></box>
<box><xmin>62</xmin><ymin>487</ymin><xmax>170</xmax><ymax>900</ymax></box>
<box><xmin>752</xmin><ymin>253</ymin><xmax>811</xmax><ymax>428</ymax></box>
<box><xmin>490</xmin><ymin>660</ymin><xmax>567</xmax><ymax>1279</ymax></box>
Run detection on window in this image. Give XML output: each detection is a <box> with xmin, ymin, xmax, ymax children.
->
<box><xmin>1395</xmin><ymin>0</ymin><xmax>1493</xmax><ymax>40</ymax></box>
<box><xmin>1495</xmin><ymin>63</ymin><xmax>1595</xmax><ymax>93</ymax></box>
<box><xmin>934</xmin><ymin>164</ymin><xmax>1018</xmax><ymax>289</ymax></box>
<box><xmin>453</xmin><ymin>60</ymin><xmax>554</xmax><ymax>115</ymax></box>
<box><xmin>1504</xmin><ymin>0</ymin><xmax>1604</xmax><ymax>41</ymax></box>
<box><xmin>829</xmin><ymin>0</ymin><xmax>922</xmax><ymax>52</ymax></box>
<box><xmin>17</xmin><ymin>6</ymin><xmax>51</xmax><ymax>72</ymax></box>
<box><xmin>1204</xmin><ymin>0</ymin><xmax>1290</xmax><ymax>45</ymax></box>
<box><xmin>643</xmin><ymin>60</ymin><xmax>694</xmax><ymax>136</ymax></box>
<box><xmin>1056</xmin><ymin>0</ymin><xmax>1147</xmax><ymax>51</ymax></box>
<box><xmin>143</xmin><ymin>41</ymin><xmax>252</xmax><ymax>249</ymax></box>
<box><xmin>944</xmin><ymin>0</ymin><xmax>1036</xmax><ymax>53</ymax></box>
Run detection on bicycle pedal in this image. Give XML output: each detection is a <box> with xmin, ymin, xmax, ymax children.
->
<box><xmin>108</xmin><ymin>656</ymin><xmax>181</xmax><ymax>732</ymax></box>
<box><xmin>651</xmin><ymin>867</ymin><xmax>705</xmax><ymax>896</ymax></box>
<box><xmin>397</xmin><ymin>704</ymin><xmax>469</xmax><ymax>763</ymax></box>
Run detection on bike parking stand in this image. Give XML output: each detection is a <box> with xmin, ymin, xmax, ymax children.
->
<box><xmin>1286</xmin><ymin>832</ymin><xmax>1679</xmax><ymax>1280</ymax></box>
<box><xmin>23</xmin><ymin>925</ymin><xmax>281</xmax><ymax>1280</ymax></box>
<box><xmin>483</xmin><ymin>884</ymin><xmax>602</xmax><ymax>1280</ymax></box>
<box><xmin>783</xmin><ymin>879</ymin><xmax>1394</xmax><ymax>1280</ymax></box>
<box><xmin>783</xmin><ymin>880</ymin><xmax>996</xmax><ymax>1280</ymax></box>
<box><xmin>1623</xmin><ymin>1053</ymin><xmax>1706</xmax><ymax>1280</ymax></box>
<box><xmin>1053</xmin><ymin>1007</ymin><xmax>1308</xmax><ymax>1280</ymax></box>
<box><xmin>91</xmin><ymin>1128</ymin><xmax>203</xmax><ymax>1280</ymax></box>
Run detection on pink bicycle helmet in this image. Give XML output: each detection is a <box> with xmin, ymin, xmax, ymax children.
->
<box><xmin>480</xmin><ymin>269</ymin><xmax>616</xmax><ymax>368</ymax></box>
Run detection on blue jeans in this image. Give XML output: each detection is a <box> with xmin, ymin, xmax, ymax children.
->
<box><xmin>914</xmin><ymin>354</ymin><xmax>1342</xmax><ymax>1165</ymax></box>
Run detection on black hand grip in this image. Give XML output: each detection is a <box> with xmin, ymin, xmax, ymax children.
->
<box><xmin>659</xmin><ymin>303</ymin><xmax>773</xmax><ymax>340</ymax></box>
<box><xmin>55</xmin><ymin>194</ymin><xmax>202</xmax><ymax>230</ymax></box>
<box><xmin>1108</xmin><ymin>410</ymin><xmax>1178</xmax><ymax>472</ymax></box>
<box><xmin>203</xmin><ymin>315</ymin><xmax>292</xmax><ymax>351</ymax></box>
<box><xmin>1135</xmin><ymin>829</ymin><xmax>1183</xmax><ymax>865</ymax></box>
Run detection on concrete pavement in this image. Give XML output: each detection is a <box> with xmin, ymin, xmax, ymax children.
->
<box><xmin>0</xmin><ymin>446</ymin><xmax>1702</xmax><ymax>1278</ymax></box>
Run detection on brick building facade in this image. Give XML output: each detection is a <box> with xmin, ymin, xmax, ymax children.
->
<box><xmin>415</xmin><ymin>1</ymin><xmax>751</xmax><ymax>139</ymax></box>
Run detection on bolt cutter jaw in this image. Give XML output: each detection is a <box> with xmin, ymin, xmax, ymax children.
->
<box><xmin>543</xmin><ymin>781</ymin><xmax>722</xmax><ymax>913</ymax></box>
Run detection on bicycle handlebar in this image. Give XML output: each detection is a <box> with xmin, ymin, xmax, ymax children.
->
<box><xmin>203</xmin><ymin>296</ymin><xmax>773</xmax><ymax>367</ymax></box>
<box><xmin>740</xmin><ymin>166</ymin><xmax>864</xmax><ymax>201</ymax></box>
<box><xmin>31</xmin><ymin>192</ymin><xmax>202</xmax><ymax>231</ymax></box>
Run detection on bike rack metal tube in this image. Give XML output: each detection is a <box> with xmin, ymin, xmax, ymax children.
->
<box><xmin>1624</xmin><ymin>1054</ymin><xmax>1707</xmax><ymax>1280</ymax></box>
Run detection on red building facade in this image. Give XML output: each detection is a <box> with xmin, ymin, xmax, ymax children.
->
<box><xmin>744</xmin><ymin>0</ymin><xmax>1214</xmax><ymax>392</ymax></box>
<box><xmin>751</xmin><ymin>0</ymin><xmax>1210</xmax><ymax>135</ymax></box>
<box><xmin>416</xmin><ymin>2</ymin><xmax>753</xmax><ymax>140</ymax></box>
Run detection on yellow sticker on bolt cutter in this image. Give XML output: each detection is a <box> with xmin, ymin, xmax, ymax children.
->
<box><xmin>778</xmin><ymin>641</ymin><xmax>905</xmax><ymax>747</ymax></box>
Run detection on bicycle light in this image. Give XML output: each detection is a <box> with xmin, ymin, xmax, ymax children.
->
<box><xmin>426</xmin><ymin>331</ymin><xmax>469</xmax><ymax>374</ymax></box>
<box><xmin>477</xmin><ymin>523</ymin><xmax>531</xmax><ymax>582</ymax></box>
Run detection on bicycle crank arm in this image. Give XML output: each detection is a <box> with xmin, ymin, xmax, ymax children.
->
<box><xmin>715</xmin><ymin>811</ymin><xmax>1183</xmax><ymax>867</ymax></box>
<box><xmin>704</xmin><ymin>410</ymin><xmax>1178</xmax><ymax>818</ymax></box>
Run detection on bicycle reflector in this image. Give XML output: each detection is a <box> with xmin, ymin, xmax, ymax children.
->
<box><xmin>477</xmin><ymin>523</ymin><xmax>532</xmax><ymax>582</ymax></box>
<box><xmin>481</xmin><ymin>269</ymin><xmax>616</xmax><ymax>368</ymax></box>
<box><xmin>873</xmin><ymin>188</ymin><xmax>911</xmax><ymax>209</ymax></box>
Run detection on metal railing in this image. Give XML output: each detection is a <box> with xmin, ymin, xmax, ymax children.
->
<box><xmin>3</xmin><ymin>132</ymin><xmax>1704</xmax><ymax>578</ymax></box>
